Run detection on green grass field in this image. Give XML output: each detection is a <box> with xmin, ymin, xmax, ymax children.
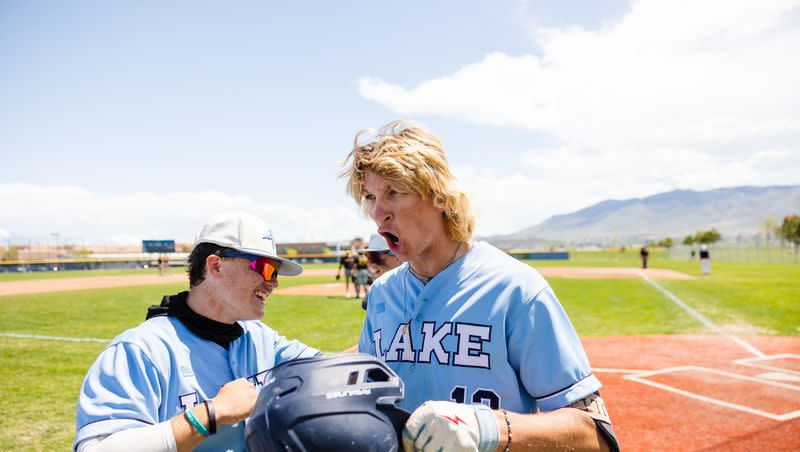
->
<box><xmin>0</xmin><ymin>258</ymin><xmax>797</xmax><ymax>449</ymax></box>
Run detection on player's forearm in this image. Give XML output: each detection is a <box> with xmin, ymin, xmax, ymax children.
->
<box><xmin>493</xmin><ymin>408</ymin><xmax>609</xmax><ymax>452</ymax></box>
<box><xmin>170</xmin><ymin>403</ymin><xmax>212</xmax><ymax>452</ymax></box>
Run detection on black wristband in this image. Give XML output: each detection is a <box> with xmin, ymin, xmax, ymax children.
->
<box><xmin>204</xmin><ymin>399</ymin><xmax>217</xmax><ymax>435</ymax></box>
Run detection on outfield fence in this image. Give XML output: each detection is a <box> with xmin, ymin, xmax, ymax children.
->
<box><xmin>668</xmin><ymin>243</ymin><xmax>799</xmax><ymax>264</ymax></box>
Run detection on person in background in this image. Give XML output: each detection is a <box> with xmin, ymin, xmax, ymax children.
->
<box><xmin>353</xmin><ymin>251</ymin><xmax>370</xmax><ymax>300</ymax></box>
<box><xmin>700</xmin><ymin>244</ymin><xmax>711</xmax><ymax>275</ymax></box>
<box><xmin>360</xmin><ymin>233</ymin><xmax>401</xmax><ymax>310</ymax></box>
<box><xmin>335</xmin><ymin>250</ymin><xmax>356</xmax><ymax>297</ymax></box>
<box><xmin>640</xmin><ymin>246</ymin><xmax>649</xmax><ymax>269</ymax></box>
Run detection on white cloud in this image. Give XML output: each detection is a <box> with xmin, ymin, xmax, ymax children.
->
<box><xmin>360</xmin><ymin>0</ymin><xmax>800</xmax><ymax>148</ymax></box>
<box><xmin>358</xmin><ymin>0</ymin><xmax>800</xmax><ymax>233</ymax></box>
<box><xmin>0</xmin><ymin>184</ymin><xmax>375</xmax><ymax>244</ymax></box>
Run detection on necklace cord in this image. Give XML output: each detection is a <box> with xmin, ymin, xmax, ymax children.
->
<box><xmin>408</xmin><ymin>241</ymin><xmax>462</xmax><ymax>283</ymax></box>
<box><xmin>404</xmin><ymin>240</ymin><xmax>472</xmax><ymax>334</ymax></box>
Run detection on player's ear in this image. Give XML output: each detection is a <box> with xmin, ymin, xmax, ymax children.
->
<box><xmin>205</xmin><ymin>254</ymin><xmax>224</xmax><ymax>280</ymax></box>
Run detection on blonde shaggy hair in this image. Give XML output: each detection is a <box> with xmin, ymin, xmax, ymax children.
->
<box><xmin>340</xmin><ymin>120</ymin><xmax>476</xmax><ymax>243</ymax></box>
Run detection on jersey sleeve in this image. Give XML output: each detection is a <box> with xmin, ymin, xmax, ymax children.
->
<box><xmin>75</xmin><ymin>342</ymin><xmax>163</xmax><ymax>448</ymax></box>
<box><xmin>506</xmin><ymin>286</ymin><xmax>601</xmax><ymax>412</ymax></box>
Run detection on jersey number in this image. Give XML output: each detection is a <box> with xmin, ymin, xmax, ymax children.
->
<box><xmin>450</xmin><ymin>386</ymin><xmax>500</xmax><ymax>409</ymax></box>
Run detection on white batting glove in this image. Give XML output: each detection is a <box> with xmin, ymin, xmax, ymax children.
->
<box><xmin>402</xmin><ymin>401</ymin><xmax>499</xmax><ymax>452</ymax></box>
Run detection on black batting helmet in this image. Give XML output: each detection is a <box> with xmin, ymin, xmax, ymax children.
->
<box><xmin>245</xmin><ymin>353</ymin><xmax>410</xmax><ymax>452</ymax></box>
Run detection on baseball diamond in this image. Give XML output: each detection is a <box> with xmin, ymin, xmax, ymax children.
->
<box><xmin>0</xmin><ymin>257</ymin><xmax>797</xmax><ymax>450</ymax></box>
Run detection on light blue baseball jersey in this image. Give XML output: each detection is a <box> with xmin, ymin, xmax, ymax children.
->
<box><xmin>75</xmin><ymin>316</ymin><xmax>318</xmax><ymax>451</ymax></box>
<box><xmin>358</xmin><ymin>241</ymin><xmax>601</xmax><ymax>413</ymax></box>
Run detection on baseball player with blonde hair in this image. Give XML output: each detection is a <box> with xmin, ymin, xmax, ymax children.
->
<box><xmin>342</xmin><ymin>120</ymin><xmax>618</xmax><ymax>452</ymax></box>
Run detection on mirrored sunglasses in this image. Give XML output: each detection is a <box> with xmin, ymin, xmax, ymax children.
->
<box><xmin>222</xmin><ymin>253</ymin><xmax>280</xmax><ymax>280</ymax></box>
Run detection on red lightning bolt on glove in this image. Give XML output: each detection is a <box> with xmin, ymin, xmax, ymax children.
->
<box><xmin>442</xmin><ymin>415</ymin><xmax>466</xmax><ymax>426</ymax></box>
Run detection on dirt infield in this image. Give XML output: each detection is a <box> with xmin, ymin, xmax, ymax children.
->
<box><xmin>275</xmin><ymin>267</ymin><xmax>694</xmax><ymax>297</ymax></box>
<box><xmin>587</xmin><ymin>335</ymin><xmax>800</xmax><ymax>451</ymax></box>
<box><xmin>0</xmin><ymin>267</ymin><xmax>691</xmax><ymax>297</ymax></box>
<box><xmin>0</xmin><ymin>268</ymin><xmax>337</xmax><ymax>297</ymax></box>
<box><xmin>0</xmin><ymin>274</ymin><xmax>189</xmax><ymax>297</ymax></box>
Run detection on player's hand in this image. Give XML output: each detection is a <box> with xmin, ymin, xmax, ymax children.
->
<box><xmin>402</xmin><ymin>401</ymin><xmax>493</xmax><ymax>452</ymax></box>
<box><xmin>211</xmin><ymin>378</ymin><xmax>257</xmax><ymax>425</ymax></box>
<box><xmin>335</xmin><ymin>274</ymin><xmax>340</xmax><ymax>280</ymax></box>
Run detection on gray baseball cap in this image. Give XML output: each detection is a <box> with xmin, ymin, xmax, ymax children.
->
<box><xmin>194</xmin><ymin>213</ymin><xmax>303</xmax><ymax>276</ymax></box>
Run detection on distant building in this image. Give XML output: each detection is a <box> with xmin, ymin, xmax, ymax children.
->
<box><xmin>9</xmin><ymin>243</ymin><xmax>193</xmax><ymax>261</ymax></box>
<box><xmin>276</xmin><ymin>241</ymin><xmax>354</xmax><ymax>255</ymax></box>
<box><xmin>277</xmin><ymin>242</ymin><xmax>329</xmax><ymax>255</ymax></box>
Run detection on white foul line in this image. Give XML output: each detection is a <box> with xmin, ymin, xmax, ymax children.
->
<box><xmin>734</xmin><ymin>354</ymin><xmax>800</xmax><ymax>376</ymax></box>
<box><xmin>624</xmin><ymin>366</ymin><xmax>800</xmax><ymax>421</ymax></box>
<box><xmin>0</xmin><ymin>332</ymin><xmax>110</xmax><ymax>343</ymax></box>
<box><xmin>637</xmin><ymin>271</ymin><xmax>764</xmax><ymax>357</ymax></box>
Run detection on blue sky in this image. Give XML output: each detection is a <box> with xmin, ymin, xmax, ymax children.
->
<box><xmin>2</xmin><ymin>0</ymin><xmax>798</xmax><ymax>246</ymax></box>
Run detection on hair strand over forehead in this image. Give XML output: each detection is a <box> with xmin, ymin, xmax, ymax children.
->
<box><xmin>339</xmin><ymin>120</ymin><xmax>476</xmax><ymax>242</ymax></box>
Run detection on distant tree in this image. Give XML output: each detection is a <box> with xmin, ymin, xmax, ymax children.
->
<box><xmin>73</xmin><ymin>248</ymin><xmax>92</xmax><ymax>259</ymax></box>
<box><xmin>2</xmin><ymin>246</ymin><xmax>19</xmax><ymax>261</ymax></box>
<box><xmin>682</xmin><ymin>235</ymin><xmax>695</xmax><ymax>246</ymax></box>
<box><xmin>660</xmin><ymin>237</ymin><xmax>674</xmax><ymax>248</ymax></box>
<box><xmin>778</xmin><ymin>215</ymin><xmax>800</xmax><ymax>247</ymax></box>
<box><xmin>694</xmin><ymin>228</ymin><xmax>722</xmax><ymax>244</ymax></box>
<box><xmin>761</xmin><ymin>216</ymin><xmax>778</xmax><ymax>243</ymax></box>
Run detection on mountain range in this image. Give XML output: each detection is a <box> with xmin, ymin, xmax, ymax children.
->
<box><xmin>482</xmin><ymin>185</ymin><xmax>800</xmax><ymax>248</ymax></box>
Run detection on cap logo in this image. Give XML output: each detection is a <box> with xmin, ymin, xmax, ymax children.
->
<box><xmin>262</xmin><ymin>231</ymin><xmax>273</xmax><ymax>241</ymax></box>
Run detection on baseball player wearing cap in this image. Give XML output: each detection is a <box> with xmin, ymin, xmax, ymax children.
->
<box><xmin>74</xmin><ymin>214</ymin><xmax>319</xmax><ymax>452</ymax></box>
<box><xmin>342</xmin><ymin>121</ymin><xmax>618</xmax><ymax>452</ymax></box>
<box><xmin>700</xmin><ymin>244</ymin><xmax>711</xmax><ymax>275</ymax></box>
<box><xmin>353</xmin><ymin>252</ymin><xmax>370</xmax><ymax>299</ymax></box>
<box><xmin>361</xmin><ymin>233</ymin><xmax>401</xmax><ymax>310</ymax></box>
<box><xmin>336</xmin><ymin>250</ymin><xmax>357</xmax><ymax>297</ymax></box>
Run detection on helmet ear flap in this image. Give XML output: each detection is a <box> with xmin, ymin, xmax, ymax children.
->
<box><xmin>246</xmin><ymin>354</ymin><xmax>410</xmax><ymax>452</ymax></box>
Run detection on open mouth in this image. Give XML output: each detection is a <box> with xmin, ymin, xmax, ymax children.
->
<box><xmin>254</xmin><ymin>290</ymin><xmax>268</xmax><ymax>302</ymax></box>
<box><xmin>381</xmin><ymin>232</ymin><xmax>401</xmax><ymax>253</ymax></box>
